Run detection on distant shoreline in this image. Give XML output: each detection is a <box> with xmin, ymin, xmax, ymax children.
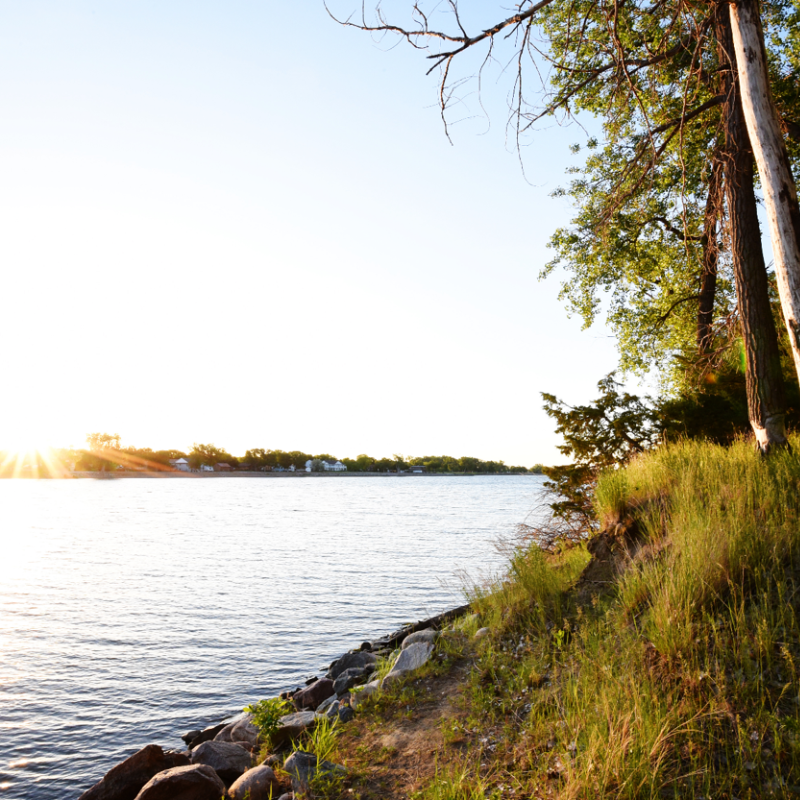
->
<box><xmin>14</xmin><ymin>471</ymin><xmax>540</xmax><ymax>480</ymax></box>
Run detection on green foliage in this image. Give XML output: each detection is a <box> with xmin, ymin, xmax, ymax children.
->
<box><xmin>541</xmin><ymin>374</ymin><xmax>658</xmax><ymax>529</ymax></box>
<box><xmin>188</xmin><ymin>442</ymin><xmax>235</xmax><ymax>469</ymax></box>
<box><xmin>243</xmin><ymin>696</ymin><xmax>292</xmax><ymax>741</ymax></box>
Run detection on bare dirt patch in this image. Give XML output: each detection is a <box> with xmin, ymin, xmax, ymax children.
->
<box><xmin>333</xmin><ymin>657</ymin><xmax>476</xmax><ymax>800</ymax></box>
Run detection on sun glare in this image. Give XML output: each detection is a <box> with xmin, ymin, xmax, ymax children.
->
<box><xmin>0</xmin><ymin>444</ymin><xmax>71</xmax><ymax>479</ymax></box>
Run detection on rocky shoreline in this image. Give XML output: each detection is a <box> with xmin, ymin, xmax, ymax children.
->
<box><xmin>77</xmin><ymin>604</ymin><xmax>472</xmax><ymax>800</ymax></box>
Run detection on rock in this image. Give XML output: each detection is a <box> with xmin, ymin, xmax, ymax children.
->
<box><xmin>227</xmin><ymin>765</ymin><xmax>281</xmax><ymax>800</ymax></box>
<box><xmin>283</xmin><ymin>751</ymin><xmax>346</xmax><ymax>796</ymax></box>
<box><xmin>316</xmin><ymin>700</ymin><xmax>340</xmax><ymax>720</ymax></box>
<box><xmin>134</xmin><ymin>764</ymin><xmax>226</xmax><ymax>800</ymax></box>
<box><xmin>215</xmin><ymin>716</ymin><xmax>259</xmax><ymax>751</ymax></box>
<box><xmin>474</xmin><ymin>627</ymin><xmax>490</xmax><ymax>639</ymax></box>
<box><xmin>293</xmin><ymin>678</ymin><xmax>335</xmax><ymax>711</ymax></box>
<box><xmin>336</xmin><ymin>705</ymin><xmax>355</xmax><ymax>724</ymax></box>
<box><xmin>350</xmin><ymin>680</ymin><xmax>381</xmax><ymax>709</ymax></box>
<box><xmin>277</xmin><ymin>794</ymin><xmax>293</xmax><ymax>800</ymax></box>
<box><xmin>181</xmin><ymin>730</ymin><xmax>201</xmax><ymax>746</ymax></box>
<box><xmin>304</xmin><ymin>675</ymin><xmax>318</xmax><ymax>685</ymax></box>
<box><xmin>333</xmin><ymin>667</ymin><xmax>367</xmax><ymax>695</ymax></box>
<box><xmin>360</xmin><ymin>641</ymin><xmax>372</xmax><ymax>651</ymax></box>
<box><xmin>79</xmin><ymin>744</ymin><xmax>178</xmax><ymax>800</ymax></box>
<box><xmin>326</xmin><ymin>651</ymin><xmax>377</xmax><ymax>681</ymax></box>
<box><xmin>382</xmin><ymin>642</ymin><xmax>433</xmax><ymax>686</ymax></box>
<box><xmin>163</xmin><ymin>751</ymin><xmax>191</xmax><ymax>769</ymax></box>
<box><xmin>264</xmin><ymin>754</ymin><xmax>280</xmax><ymax>767</ymax></box>
<box><xmin>188</xmin><ymin>722</ymin><xmax>228</xmax><ymax>750</ymax></box>
<box><xmin>190</xmin><ymin>740</ymin><xmax>252</xmax><ymax>783</ymax></box>
<box><xmin>402</xmin><ymin>629</ymin><xmax>438</xmax><ymax>649</ymax></box>
<box><xmin>271</xmin><ymin>711</ymin><xmax>317</xmax><ymax>747</ymax></box>
<box><xmin>315</xmin><ymin>694</ymin><xmax>337</xmax><ymax>714</ymax></box>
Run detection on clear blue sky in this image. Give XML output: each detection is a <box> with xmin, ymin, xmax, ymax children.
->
<box><xmin>0</xmin><ymin>1</ymin><xmax>624</xmax><ymax>465</ymax></box>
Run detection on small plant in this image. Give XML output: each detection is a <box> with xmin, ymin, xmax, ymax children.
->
<box><xmin>302</xmin><ymin>713</ymin><xmax>340</xmax><ymax>764</ymax></box>
<box><xmin>244</xmin><ymin>696</ymin><xmax>292</xmax><ymax>742</ymax></box>
<box><xmin>374</xmin><ymin>649</ymin><xmax>400</xmax><ymax>681</ymax></box>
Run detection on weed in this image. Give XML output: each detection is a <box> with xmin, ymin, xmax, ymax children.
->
<box><xmin>244</xmin><ymin>696</ymin><xmax>292</xmax><ymax>742</ymax></box>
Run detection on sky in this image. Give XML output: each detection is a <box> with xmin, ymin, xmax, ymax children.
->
<box><xmin>0</xmin><ymin>1</ymin><xmax>625</xmax><ymax>466</ymax></box>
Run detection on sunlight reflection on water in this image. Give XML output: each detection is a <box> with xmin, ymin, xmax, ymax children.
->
<box><xmin>0</xmin><ymin>475</ymin><xmax>545</xmax><ymax>799</ymax></box>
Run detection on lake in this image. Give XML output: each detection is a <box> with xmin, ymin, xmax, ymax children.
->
<box><xmin>0</xmin><ymin>475</ymin><xmax>545</xmax><ymax>799</ymax></box>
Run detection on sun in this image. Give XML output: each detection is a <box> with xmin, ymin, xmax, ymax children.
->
<box><xmin>0</xmin><ymin>441</ymin><xmax>71</xmax><ymax>479</ymax></box>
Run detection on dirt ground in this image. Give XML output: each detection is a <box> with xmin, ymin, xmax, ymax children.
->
<box><xmin>332</xmin><ymin>657</ymin><xmax>477</xmax><ymax>800</ymax></box>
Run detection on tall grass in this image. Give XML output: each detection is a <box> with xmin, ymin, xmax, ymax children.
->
<box><xmin>458</xmin><ymin>437</ymin><xmax>800</xmax><ymax>799</ymax></box>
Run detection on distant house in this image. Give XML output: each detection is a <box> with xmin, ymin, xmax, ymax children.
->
<box><xmin>200</xmin><ymin>464</ymin><xmax>214</xmax><ymax>472</ymax></box>
<box><xmin>408</xmin><ymin>465</ymin><xmax>426</xmax><ymax>474</ymax></box>
<box><xmin>215</xmin><ymin>462</ymin><xmax>232</xmax><ymax>472</ymax></box>
<box><xmin>305</xmin><ymin>459</ymin><xmax>348</xmax><ymax>473</ymax></box>
<box><xmin>170</xmin><ymin>458</ymin><xmax>191</xmax><ymax>472</ymax></box>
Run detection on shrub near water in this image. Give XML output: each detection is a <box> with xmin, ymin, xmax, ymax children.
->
<box><xmin>461</xmin><ymin>437</ymin><xmax>800</xmax><ymax>799</ymax></box>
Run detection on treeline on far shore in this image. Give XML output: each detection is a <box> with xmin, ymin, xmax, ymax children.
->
<box><xmin>0</xmin><ymin>434</ymin><xmax>544</xmax><ymax>476</ymax></box>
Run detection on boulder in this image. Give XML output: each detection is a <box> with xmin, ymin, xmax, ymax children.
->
<box><xmin>333</xmin><ymin>667</ymin><xmax>367</xmax><ymax>696</ymax></box>
<box><xmin>187</xmin><ymin>722</ymin><xmax>227</xmax><ymax>750</ymax></box>
<box><xmin>336</xmin><ymin>705</ymin><xmax>355</xmax><ymax>724</ymax></box>
<box><xmin>283</xmin><ymin>751</ymin><xmax>346</xmax><ymax>796</ymax></box>
<box><xmin>227</xmin><ymin>765</ymin><xmax>282</xmax><ymax>800</ymax></box>
<box><xmin>326</xmin><ymin>651</ymin><xmax>377</xmax><ymax>681</ymax></box>
<box><xmin>134</xmin><ymin>764</ymin><xmax>225</xmax><ymax>800</ymax></box>
<box><xmin>181</xmin><ymin>730</ymin><xmax>201</xmax><ymax>746</ymax></box>
<box><xmin>271</xmin><ymin>711</ymin><xmax>317</xmax><ymax>747</ymax></box>
<box><xmin>79</xmin><ymin>744</ymin><xmax>182</xmax><ymax>800</ymax></box>
<box><xmin>215</xmin><ymin>716</ymin><xmax>259</xmax><ymax>751</ymax></box>
<box><xmin>316</xmin><ymin>700</ymin><xmax>340</xmax><ymax>720</ymax></box>
<box><xmin>293</xmin><ymin>678</ymin><xmax>335</xmax><ymax>711</ymax></box>
<box><xmin>402</xmin><ymin>629</ymin><xmax>438</xmax><ymax>649</ymax></box>
<box><xmin>162</xmin><ymin>751</ymin><xmax>191</xmax><ymax>769</ymax></box>
<box><xmin>315</xmin><ymin>694</ymin><xmax>337</xmax><ymax>714</ymax></box>
<box><xmin>277</xmin><ymin>795</ymin><xmax>294</xmax><ymax>800</ymax></box>
<box><xmin>350</xmin><ymin>680</ymin><xmax>381</xmax><ymax>709</ymax></box>
<box><xmin>190</xmin><ymin>740</ymin><xmax>251</xmax><ymax>783</ymax></box>
<box><xmin>382</xmin><ymin>642</ymin><xmax>433</xmax><ymax>686</ymax></box>
<box><xmin>474</xmin><ymin>627</ymin><xmax>490</xmax><ymax>640</ymax></box>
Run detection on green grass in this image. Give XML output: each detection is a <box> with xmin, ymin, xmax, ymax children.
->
<box><xmin>452</xmin><ymin>436</ymin><xmax>800</xmax><ymax>799</ymax></box>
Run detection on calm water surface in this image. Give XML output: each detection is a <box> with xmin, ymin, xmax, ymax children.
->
<box><xmin>0</xmin><ymin>475</ymin><xmax>544</xmax><ymax>799</ymax></box>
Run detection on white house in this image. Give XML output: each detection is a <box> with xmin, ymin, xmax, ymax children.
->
<box><xmin>305</xmin><ymin>458</ymin><xmax>348</xmax><ymax>472</ymax></box>
<box><xmin>170</xmin><ymin>458</ymin><xmax>191</xmax><ymax>472</ymax></box>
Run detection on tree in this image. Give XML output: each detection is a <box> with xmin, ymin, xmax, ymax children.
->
<box><xmin>85</xmin><ymin>432</ymin><xmax>122</xmax><ymax>471</ymax></box>
<box><xmin>541</xmin><ymin>374</ymin><xmax>657</xmax><ymax>529</ymax></box>
<box><xmin>188</xmin><ymin>443</ymin><xmax>234</xmax><ymax>470</ymax></box>
<box><xmin>728</xmin><ymin>0</ymin><xmax>800</xmax><ymax>384</ymax></box>
<box><xmin>337</xmin><ymin>0</ymin><xmax>800</xmax><ymax>450</ymax></box>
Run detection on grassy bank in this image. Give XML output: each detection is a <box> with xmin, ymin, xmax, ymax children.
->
<box><xmin>311</xmin><ymin>437</ymin><xmax>800</xmax><ymax>799</ymax></box>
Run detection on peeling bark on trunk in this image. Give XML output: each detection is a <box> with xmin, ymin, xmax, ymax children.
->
<box><xmin>697</xmin><ymin>155</ymin><xmax>722</xmax><ymax>354</ymax></box>
<box><xmin>729</xmin><ymin>0</ymin><xmax>800</xmax><ymax>385</ymax></box>
<box><xmin>717</xmin><ymin>7</ymin><xmax>788</xmax><ymax>451</ymax></box>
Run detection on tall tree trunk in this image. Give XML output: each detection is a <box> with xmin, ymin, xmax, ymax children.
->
<box><xmin>698</xmin><ymin>154</ymin><xmax>723</xmax><ymax>353</ymax></box>
<box><xmin>729</xmin><ymin>0</ymin><xmax>800</xmax><ymax>385</ymax></box>
<box><xmin>717</xmin><ymin>6</ymin><xmax>788</xmax><ymax>451</ymax></box>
